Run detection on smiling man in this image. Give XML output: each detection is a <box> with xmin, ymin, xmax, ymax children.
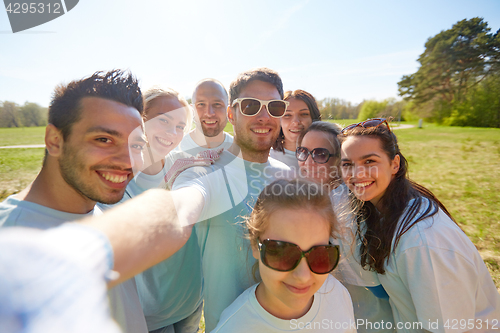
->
<box><xmin>165</xmin><ymin>80</ymin><xmax>233</xmax><ymax>172</ymax></box>
<box><xmin>0</xmin><ymin>70</ymin><xmax>148</xmax><ymax>333</ymax></box>
<box><xmin>182</xmin><ymin>79</ymin><xmax>233</xmax><ymax>151</ymax></box>
<box><xmin>165</xmin><ymin>68</ymin><xmax>291</xmax><ymax>332</ymax></box>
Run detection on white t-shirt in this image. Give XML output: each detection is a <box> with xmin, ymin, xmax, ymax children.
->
<box><xmin>1</xmin><ymin>196</ymin><xmax>148</xmax><ymax>333</ymax></box>
<box><xmin>329</xmin><ymin>185</ymin><xmax>395</xmax><ymax>333</ymax></box>
<box><xmin>378</xmin><ymin>198</ymin><xmax>500</xmax><ymax>332</ymax></box>
<box><xmin>165</xmin><ymin>132</ymin><xmax>234</xmax><ymax>177</ymax></box>
<box><xmin>330</xmin><ymin>184</ymin><xmax>381</xmax><ymax>287</ymax></box>
<box><xmin>212</xmin><ymin>275</ymin><xmax>356</xmax><ymax>333</ymax></box>
<box><xmin>269</xmin><ymin>147</ymin><xmax>299</xmax><ymax>170</ymax></box>
<box><xmin>176</xmin><ymin>131</ymin><xmax>233</xmax><ymax>153</ymax></box>
<box><xmin>172</xmin><ymin>150</ymin><xmax>290</xmax><ymax>332</ymax></box>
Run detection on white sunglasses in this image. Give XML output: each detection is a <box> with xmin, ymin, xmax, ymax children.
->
<box><xmin>231</xmin><ymin>98</ymin><xmax>289</xmax><ymax>118</ymax></box>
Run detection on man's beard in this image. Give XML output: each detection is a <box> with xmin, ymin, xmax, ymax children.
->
<box><xmin>59</xmin><ymin>144</ymin><xmax>125</xmax><ymax>205</ymax></box>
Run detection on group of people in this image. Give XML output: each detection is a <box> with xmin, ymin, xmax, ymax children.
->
<box><xmin>0</xmin><ymin>67</ymin><xmax>499</xmax><ymax>333</ymax></box>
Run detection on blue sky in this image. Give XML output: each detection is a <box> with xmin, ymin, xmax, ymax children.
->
<box><xmin>1</xmin><ymin>0</ymin><xmax>499</xmax><ymax>107</ymax></box>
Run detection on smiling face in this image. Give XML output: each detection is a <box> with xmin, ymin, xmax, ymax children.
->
<box><xmin>341</xmin><ymin>135</ymin><xmax>400</xmax><ymax>208</ymax></box>
<box><xmin>298</xmin><ymin>130</ymin><xmax>339</xmax><ymax>187</ymax></box>
<box><xmin>228</xmin><ymin>80</ymin><xmax>281</xmax><ymax>160</ymax></box>
<box><xmin>252</xmin><ymin>207</ymin><xmax>330</xmax><ymax>320</ymax></box>
<box><xmin>281</xmin><ymin>98</ymin><xmax>313</xmax><ymax>151</ymax></box>
<box><xmin>144</xmin><ymin>96</ymin><xmax>187</xmax><ymax>157</ymax></box>
<box><xmin>193</xmin><ymin>81</ymin><xmax>228</xmax><ymax>138</ymax></box>
<box><xmin>58</xmin><ymin>97</ymin><xmax>145</xmax><ymax>205</ymax></box>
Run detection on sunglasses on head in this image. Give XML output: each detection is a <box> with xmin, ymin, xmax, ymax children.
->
<box><xmin>341</xmin><ymin>118</ymin><xmax>391</xmax><ymax>134</ymax></box>
<box><xmin>296</xmin><ymin>147</ymin><xmax>335</xmax><ymax>164</ymax></box>
<box><xmin>258</xmin><ymin>239</ymin><xmax>340</xmax><ymax>274</ymax></box>
<box><xmin>232</xmin><ymin>98</ymin><xmax>289</xmax><ymax>118</ymax></box>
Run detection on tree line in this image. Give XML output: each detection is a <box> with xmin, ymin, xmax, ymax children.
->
<box><xmin>0</xmin><ymin>101</ymin><xmax>48</xmax><ymax>128</ymax></box>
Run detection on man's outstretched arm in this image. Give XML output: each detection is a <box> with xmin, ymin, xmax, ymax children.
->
<box><xmin>82</xmin><ymin>187</ymin><xmax>204</xmax><ymax>288</ymax></box>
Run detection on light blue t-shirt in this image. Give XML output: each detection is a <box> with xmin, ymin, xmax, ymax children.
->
<box><xmin>0</xmin><ymin>223</ymin><xmax>119</xmax><ymax>333</ymax></box>
<box><xmin>0</xmin><ymin>195</ymin><xmax>98</xmax><ymax>229</ymax></box>
<box><xmin>0</xmin><ymin>195</ymin><xmax>148</xmax><ymax>333</ymax></box>
<box><xmin>118</xmin><ymin>169</ymin><xmax>204</xmax><ymax>331</ymax></box>
<box><xmin>173</xmin><ymin>150</ymin><xmax>290</xmax><ymax>332</ymax></box>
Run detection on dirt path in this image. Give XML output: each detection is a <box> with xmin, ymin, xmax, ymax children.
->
<box><xmin>0</xmin><ymin>144</ymin><xmax>45</xmax><ymax>149</ymax></box>
<box><xmin>392</xmin><ymin>124</ymin><xmax>415</xmax><ymax>129</ymax></box>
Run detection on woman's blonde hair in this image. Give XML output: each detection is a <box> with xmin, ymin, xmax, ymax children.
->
<box><xmin>142</xmin><ymin>86</ymin><xmax>193</xmax><ymax>133</ymax></box>
<box><xmin>248</xmin><ymin>178</ymin><xmax>337</xmax><ymax>248</ymax></box>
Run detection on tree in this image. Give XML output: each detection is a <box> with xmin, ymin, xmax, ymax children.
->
<box><xmin>0</xmin><ymin>101</ymin><xmax>21</xmax><ymax>127</ymax></box>
<box><xmin>383</xmin><ymin>98</ymin><xmax>407</xmax><ymax>121</ymax></box>
<box><xmin>318</xmin><ymin>98</ymin><xmax>361</xmax><ymax>120</ymax></box>
<box><xmin>0</xmin><ymin>101</ymin><xmax>48</xmax><ymax>127</ymax></box>
<box><xmin>19</xmin><ymin>102</ymin><xmax>47</xmax><ymax>127</ymax></box>
<box><xmin>444</xmin><ymin>72</ymin><xmax>500</xmax><ymax>127</ymax></box>
<box><xmin>398</xmin><ymin>18</ymin><xmax>500</xmax><ymax>122</ymax></box>
<box><xmin>357</xmin><ymin>100</ymin><xmax>388</xmax><ymax>121</ymax></box>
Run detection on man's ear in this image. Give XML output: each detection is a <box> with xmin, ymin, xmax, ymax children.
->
<box><xmin>227</xmin><ymin>106</ymin><xmax>235</xmax><ymax>125</ymax></box>
<box><xmin>45</xmin><ymin>124</ymin><xmax>63</xmax><ymax>157</ymax></box>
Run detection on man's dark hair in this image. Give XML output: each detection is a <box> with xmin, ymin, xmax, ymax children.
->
<box><xmin>228</xmin><ymin>67</ymin><xmax>284</xmax><ymax>105</ymax></box>
<box><xmin>49</xmin><ymin>69</ymin><xmax>143</xmax><ymax>141</ymax></box>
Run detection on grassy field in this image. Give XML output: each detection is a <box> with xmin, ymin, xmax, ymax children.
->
<box><xmin>0</xmin><ymin>148</ymin><xmax>45</xmax><ymax>199</ymax></box>
<box><xmin>0</xmin><ymin>126</ymin><xmax>46</xmax><ymax>146</ymax></box>
<box><xmin>393</xmin><ymin>123</ymin><xmax>500</xmax><ymax>289</ymax></box>
<box><xmin>0</xmin><ymin>127</ymin><xmax>46</xmax><ymax>199</ymax></box>
<box><xmin>1</xmin><ymin>123</ymin><xmax>499</xmax><ymax>294</ymax></box>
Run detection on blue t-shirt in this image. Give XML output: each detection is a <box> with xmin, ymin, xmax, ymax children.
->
<box><xmin>0</xmin><ymin>195</ymin><xmax>98</xmax><ymax>229</ymax></box>
<box><xmin>0</xmin><ymin>195</ymin><xmax>148</xmax><ymax>333</ymax></box>
<box><xmin>173</xmin><ymin>150</ymin><xmax>290</xmax><ymax>332</ymax></box>
<box><xmin>0</xmin><ymin>223</ymin><xmax>119</xmax><ymax>333</ymax></box>
<box><xmin>117</xmin><ymin>169</ymin><xmax>204</xmax><ymax>331</ymax></box>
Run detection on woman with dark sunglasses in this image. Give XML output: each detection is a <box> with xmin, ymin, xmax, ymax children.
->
<box><xmin>270</xmin><ymin>90</ymin><xmax>322</xmax><ymax>169</ymax></box>
<box><xmin>296</xmin><ymin>121</ymin><xmax>342</xmax><ymax>190</ymax></box>
<box><xmin>340</xmin><ymin>119</ymin><xmax>500</xmax><ymax>331</ymax></box>
<box><xmin>297</xmin><ymin>120</ymin><xmax>395</xmax><ymax>333</ymax></box>
<box><xmin>211</xmin><ymin>179</ymin><xmax>355</xmax><ymax>332</ymax></box>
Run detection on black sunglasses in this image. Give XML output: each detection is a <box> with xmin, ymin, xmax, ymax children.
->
<box><xmin>258</xmin><ymin>239</ymin><xmax>340</xmax><ymax>274</ymax></box>
<box><xmin>296</xmin><ymin>147</ymin><xmax>335</xmax><ymax>164</ymax></box>
<box><xmin>341</xmin><ymin>118</ymin><xmax>391</xmax><ymax>134</ymax></box>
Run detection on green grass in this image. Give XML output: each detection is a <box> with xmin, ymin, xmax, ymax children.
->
<box><xmin>0</xmin><ymin>126</ymin><xmax>46</xmax><ymax>199</ymax></box>
<box><xmin>0</xmin><ymin>148</ymin><xmax>44</xmax><ymax>200</ymax></box>
<box><xmin>0</xmin><ymin>126</ymin><xmax>46</xmax><ymax>146</ymax></box>
<box><xmin>394</xmin><ymin>124</ymin><xmax>500</xmax><ymax>288</ymax></box>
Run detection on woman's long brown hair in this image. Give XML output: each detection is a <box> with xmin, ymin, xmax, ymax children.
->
<box><xmin>339</xmin><ymin>125</ymin><xmax>457</xmax><ymax>274</ymax></box>
<box><xmin>272</xmin><ymin>89</ymin><xmax>322</xmax><ymax>152</ymax></box>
